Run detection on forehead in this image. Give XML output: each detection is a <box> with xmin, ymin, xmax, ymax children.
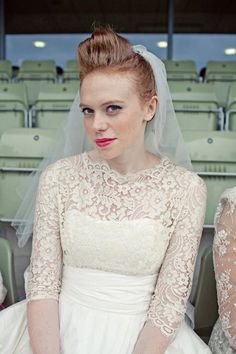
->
<box><xmin>80</xmin><ymin>71</ymin><xmax>138</xmax><ymax>104</ymax></box>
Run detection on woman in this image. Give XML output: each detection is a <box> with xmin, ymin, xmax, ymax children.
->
<box><xmin>0</xmin><ymin>27</ymin><xmax>211</xmax><ymax>353</ymax></box>
<box><xmin>209</xmin><ymin>187</ymin><xmax>236</xmax><ymax>354</ymax></box>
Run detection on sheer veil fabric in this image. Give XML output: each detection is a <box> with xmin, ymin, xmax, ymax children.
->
<box><xmin>12</xmin><ymin>45</ymin><xmax>192</xmax><ymax>248</ymax></box>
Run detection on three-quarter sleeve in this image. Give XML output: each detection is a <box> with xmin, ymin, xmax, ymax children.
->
<box><xmin>147</xmin><ymin>175</ymin><xmax>207</xmax><ymax>340</ymax></box>
<box><xmin>213</xmin><ymin>197</ymin><xmax>236</xmax><ymax>349</ymax></box>
<box><xmin>26</xmin><ymin>165</ymin><xmax>63</xmax><ymax>301</ymax></box>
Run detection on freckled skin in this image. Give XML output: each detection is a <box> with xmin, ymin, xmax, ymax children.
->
<box><xmin>80</xmin><ymin>71</ymin><xmax>158</xmax><ymax>173</ymax></box>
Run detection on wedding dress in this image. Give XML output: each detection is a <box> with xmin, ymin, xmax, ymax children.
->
<box><xmin>0</xmin><ymin>152</ymin><xmax>211</xmax><ymax>353</ymax></box>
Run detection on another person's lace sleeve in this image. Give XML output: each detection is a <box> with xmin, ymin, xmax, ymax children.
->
<box><xmin>213</xmin><ymin>196</ymin><xmax>236</xmax><ymax>349</ymax></box>
<box><xmin>26</xmin><ymin>165</ymin><xmax>62</xmax><ymax>301</ymax></box>
<box><xmin>147</xmin><ymin>175</ymin><xmax>207</xmax><ymax>339</ymax></box>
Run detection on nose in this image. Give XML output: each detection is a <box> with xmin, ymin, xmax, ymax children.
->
<box><xmin>92</xmin><ymin>113</ymin><xmax>108</xmax><ymax>131</ymax></box>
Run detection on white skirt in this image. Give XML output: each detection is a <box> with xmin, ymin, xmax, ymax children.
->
<box><xmin>0</xmin><ymin>266</ymin><xmax>211</xmax><ymax>354</ymax></box>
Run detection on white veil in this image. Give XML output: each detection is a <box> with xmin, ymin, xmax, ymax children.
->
<box><xmin>12</xmin><ymin>45</ymin><xmax>192</xmax><ymax>248</ymax></box>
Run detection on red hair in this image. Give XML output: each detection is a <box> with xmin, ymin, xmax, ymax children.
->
<box><xmin>78</xmin><ymin>26</ymin><xmax>156</xmax><ymax>102</ymax></box>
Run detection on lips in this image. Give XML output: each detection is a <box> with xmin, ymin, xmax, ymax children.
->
<box><xmin>95</xmin><ymin>138</ymin><xmax>116</xmax><ymax>147</ymax></box>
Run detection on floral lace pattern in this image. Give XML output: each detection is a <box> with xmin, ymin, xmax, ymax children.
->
<box><xmin>209</xmin><ymin>318</ymin><xmax>236</xmax><ymax>354</ymax></box>
<box><xmin>209</xmin><ymin>188</ymin><xmax>236</xmax><ymax>352</ymax></box>
<box><xmin>27</xmin><ymin>152</ymin><xmax>206</xmax><ymax>339</ymax></box>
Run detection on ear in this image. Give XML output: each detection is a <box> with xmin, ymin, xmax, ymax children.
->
<box><xmin>144</xmin><ymin>95</ymin><xmax>158</xmax><ymax>122</ymax></box>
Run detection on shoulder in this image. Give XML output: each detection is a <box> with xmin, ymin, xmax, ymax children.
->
<box><xmin>39</xmin><ymin>153</ymin><xmax>87</xmax><ymax>182</ymax></box>
<box><xmin>218</xmin><ymin>187</ymin><xmax>236</xmax><ymax>206</ymax></box>
<box><xmin>164</xmin><ymin>158</ymin><xmax>207</xmax><ymax>195</ymax></box>
<box><xmin>214</xmin><ymin>187</ymin><xmax>236</xmax><ymax>224</ymax></box>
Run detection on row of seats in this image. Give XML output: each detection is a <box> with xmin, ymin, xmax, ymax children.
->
<box><xmin>1</xmin><ymin>59</ymin><xmax>236</xmax><ymax>106</ymax></box>
<box><xmin>0</xmin><ymin>59</ymin><xmax>78</xmax><ymax>82</ymax></box>
<box><xmin>0</xmin><ymin>60</ymin><xmax>79</xmax><ymax>105</ymax></box>
<box><xmin>0</xmin><ymin>128</ymin><xmax>235</xmax><ymax>226</ymax></box>
<box><xmin>164</xmin><ymin>59</ymin><xmax>236</xmax><ymax>82</ymax></box>
<box><xmin>1</xmin><ymin>81</ymin><xmax>236</xmax><ymax>132</ymax></box>
<box><xmin>0</xmin><ymin>82</ymin><xmax>78</xmax><ymax>133</ymax></box>
<box><xmin>2</xmin><ymin>58</ymin><xmax>236</xmax><ymax>83</ymax></box>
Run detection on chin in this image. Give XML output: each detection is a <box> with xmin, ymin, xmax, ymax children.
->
<box><xmin>97</xmin><ymin>147</ymin><xmax>121</xmax><ymax>161</ymax></box>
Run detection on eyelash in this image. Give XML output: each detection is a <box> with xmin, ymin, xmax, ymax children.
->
<box><xmin>81</xmin><ymin>107</ymin><xmax>93</xmax><ymax>115</ymax></box>
<box><xmin>106</xmin><ymin>105</ymin><xmax>122</xmax><ymax>113</ymax></box>
<box><xmin>81</xmin><ymin>105</ymin><xmax>122</xmax><ymax>116</ymax></box>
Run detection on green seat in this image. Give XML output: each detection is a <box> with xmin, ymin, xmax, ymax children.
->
<box><xmin>30</xmin><ymin>82</ymin><xmax>78</xmax><ymax>129</ymax></box>
<box><xmin>183</xmin><ymin>130</ymin><xmax>236</xmax><ymax>225</ymax></box>
<box><xmin>206</xmin><ymin>61</ymin><xmax>236</xmax><ymax>82</ymax></box>
<box><xmin>0</xmin><ymin>237</ymin><xmax>18</xmax><ymax>306</ymax></box>
<box><xmin>192</xmin><ymin>246</ymin><xmax>218</xmax><ymax>344</ymax></box>
<box><xmin>0</xmin><ymin>83</ymin><xmax>28</xmax><ymax>134</ymax></box>
<box><xmin>225</xmin><ymin>82</ymin><xmax>236</xmax><ymax>131</ymax></box>
<box><xmin>209</xmin><ymin>81</ymin><xmax>231</xmax><ymax>109</ymax></box>
<box><xmin>164</xmin><ymin>60</ymin><xmax>198</xmax><ymax>82</ymax></box>
<box><xmin>17</xmin><ymin>60</ymin><xmax>57</xmax><ymax>106</ymax></box>
<box><xmin>0</xmin><ymin>60</ymin><xmax>12</xmax><ymax>82</ymax></box>
<box><xmin>63</xmin><ymin>60</ymin><xmax>79</xmax><ymax>82</ymax></box>
<box><xmin>169</xmin><ymin>82</ymin><xmax>223</xmax><ymax>131</ymax></box>
<box><xmin>0</xmin><ymin>128</ymin><xmax>56</xmax><ymax>220</ymax></box>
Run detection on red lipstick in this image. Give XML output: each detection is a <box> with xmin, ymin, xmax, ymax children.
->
<box><xmin>95</xmin><ymin>138</ymin><xmax>116</xmax><ymax>147</ymax></box>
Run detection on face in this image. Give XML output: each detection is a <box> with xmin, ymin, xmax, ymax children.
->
<box><xmin>80</xmin><ymin>71</ymin><xmax>157</xmax><ymax>162</ymax></box>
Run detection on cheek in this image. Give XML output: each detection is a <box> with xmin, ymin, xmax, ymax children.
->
<box><xmin>119</xmin><ymin>113</ymin><xmax>143</xmax><ymax>135</ymax></box>
<box><xmin>83</xmin><ymin>118</ymin><xmax>92</xmax><ymax>135</ymax></box>
<box><xmin>116</xmin><ymin>112</ymin><xmax>141</xmax><ymax>132</ymax></box>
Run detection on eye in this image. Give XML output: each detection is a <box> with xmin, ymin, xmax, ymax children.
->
<box><xmin>106</xmin><ymin>105</ymin><xmax>122</xmax><ymax>113</ymax></box>
<box><xmin>81</xmin><ymin>107</ymin><xmax>94</xmax><ymax>115</ymax></box>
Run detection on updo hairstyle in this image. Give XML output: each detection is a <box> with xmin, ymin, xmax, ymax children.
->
<box><xmin>78</xmin><ymin>26</ymin><xmax>156</xmax><ymax>103</ymax></box>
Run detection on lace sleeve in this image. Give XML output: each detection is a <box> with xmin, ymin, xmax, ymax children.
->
<box><xmin>213</xmin><ymin>196</ymin><xmax>236</xmax><ymax>349</ymax></box>
<box><xmin>26</xmin><ymin>164</ymin><xmax>62</xmax><ymax>301</ymax></box>
<box><xmin>147</xmin><ymin>175</ymin><xmax>207</xmax><ymax>339</ymax></box>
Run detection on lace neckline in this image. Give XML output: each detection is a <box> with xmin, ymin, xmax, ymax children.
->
<box><xmin>83</xmin><ymin>151</ymin><xmax>169</xmax><ymax>183</ymax></box>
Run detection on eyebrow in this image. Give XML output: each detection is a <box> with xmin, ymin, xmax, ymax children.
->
<box><xmin>80</xmin><ymin>100</ymin><xmax>125</xmax><ymax>108</ymax></box>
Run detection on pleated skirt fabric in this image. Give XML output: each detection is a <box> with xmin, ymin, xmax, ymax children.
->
<box><xmin>0</xmin><ymin>266</ymin><xmax>211</xmax><ymax>353</ymax></box>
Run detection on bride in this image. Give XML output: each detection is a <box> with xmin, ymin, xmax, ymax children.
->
<box><xmin>0</xmin><ymin>26</ymin><xmax>211</xmax><ymax>353</ymax></box>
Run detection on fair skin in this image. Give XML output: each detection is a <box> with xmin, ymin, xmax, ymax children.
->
<box><xmin>28</xmin><ymin>70</ymin><xmax>166</xmax><ymax>354</ymax></box>
<box><xmin>80</xmin><ymin>70</ymin><xmax>159</xmax><ymax>174</ymax></box>
<box><xmin>27</xmin><ymin>300</ymin><xmax>60</xmax><ymax>354</ymax></box>
<box><xmin>81</xmin><ymin>71</ymin><xmax>170</xmax><ymax>354</ymax></box>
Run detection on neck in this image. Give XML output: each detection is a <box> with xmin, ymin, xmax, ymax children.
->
<box><xmin>94</xmin><ymin>145</ymin><xmax>160</xmax><ymax>175</ymax></box>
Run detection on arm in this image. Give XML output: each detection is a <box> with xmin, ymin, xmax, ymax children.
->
<box><xmin>133</xmin><ymin>175</ymin><xmax>207</xmax><ymax>354</ymax></box>
<box><xmin>26</xmin><ymin>165</ymin><xmax>62</xmax><ymax>354</ymax></box>
<box><xmin>213</xmin><ymin>197</ymin><xmax>236</xmax><ymax>349</ymax></box>
<box><xmin>27</xmin><ymin>300</ymin><xmax>60</xmax><ymax>354</ymax></box>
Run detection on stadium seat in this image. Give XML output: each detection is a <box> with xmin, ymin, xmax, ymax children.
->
<box><xmin>30</xmin><ymin>82</ymin><xmax>79</xmax><ymax>128</ymax></box>
<box><xmin>164</xmin><ymin>60</ymin><xmax>198</xmax><ymax>82</ymax></box>
<box><xmin>208</xmin><ymin>81</ymin><xmax>231</xmax><ymax>109</ymax></box>
<box><xmin>0</xmin><ymin>237</ymin><xmax>18</xmax><ymax>306</ymax></box>
<box><xmin>17</xmin><ymin>60</ymin><xmax>57</xmax><ymax>106</ymax></box>
<box><xmin>63</xmin><ymin>60</ymin><xmax>79</xmax><ymax>82</ymax></box>
<box><xmin>183</xmin><ymin>130</ymin><xmax>236</xmax><ymax>226</ymax></box>
<box><xmin>225</xmin><ymin>82</ymin><xmax>236</xmax><ymax>130</ymax></box>
<box><xmin>169</xmin><ymin>82</ymin><xmax>223</xmax><ymax>131</ymax></box>
<box><xmin>206</xmin><ymin>61</ymin><xmax>236</xmax><ymax>82</ymax></box>
<box><xmin>0</xmin><ymin>83</ymin><xmax>28</xmax><ymax>135</ymax></box>
<box><xmin>192</xmin><ymin>246</ymin><xmax>218</xmax><ymax>344</ymax></box>
<box><xmin>205</xmin><ymin>61</ymin><xmax>236</xmax><ymax>108</ymax></box>
<box><xmin>0</xmin><ymin>60</ymin><xmax>12</xmax><ymax>82</ymax></box>
<box><xmin>0</xmin><ymin>128</ymin><xmax>56</xmax><ymax>221</ymax></box>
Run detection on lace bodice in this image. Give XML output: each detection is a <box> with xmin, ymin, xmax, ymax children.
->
<box><xmin>26</xmin><ymin>152</ymin><xmax>206</xmax><ymax>339</ymax></box>
<box><xmin>209</xmin><ymin>188</ymin><xmax>236</xmax><ymax>351</ymax></box>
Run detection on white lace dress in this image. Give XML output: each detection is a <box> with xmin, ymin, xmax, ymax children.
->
<box><xmin>209</xmin><ymin>188</ymin><xmax>236</xmax><ymax>354</ymax></box>
<box><xmin>0</xmin><ymin>152</ymin><xmax>211</xmax><ymax>353</ymax></box>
